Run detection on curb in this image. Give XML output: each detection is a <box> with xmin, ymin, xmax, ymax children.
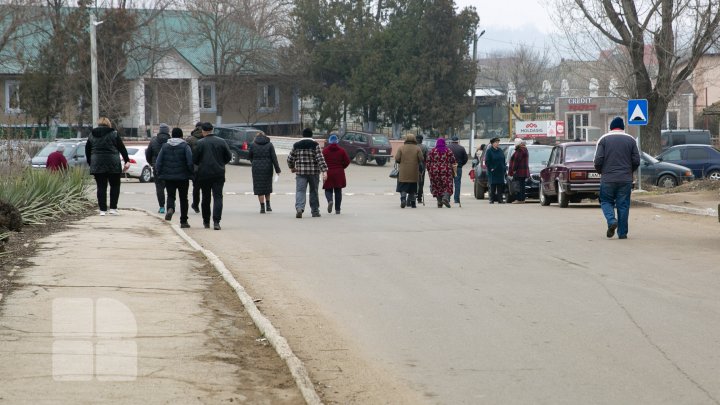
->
<box><xmin>633</xmin><ymin>199</ymin><xmax>718</xmax><ymax>218</ymax></box>
<box><xmin>137</xmin><ymin>209</ymin><xmax>323</xmax><ymax>405</ymax></box>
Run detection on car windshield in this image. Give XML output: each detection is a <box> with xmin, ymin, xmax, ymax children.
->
<box><xmin>529</xmin><ymin>146</ymin><xmax>552</xmax><ymax>164</ymax></box>
<box><xmin>372</xmin><ymin>136</ymin><xmax>390</xmax><ymax>146</ymax></box>
<box><xmin>642</xmin><ymin>152</ymin><xmax>658</xmax><ymax>163</ymax></box>
<box><xmin>565</xmin><ymin>145</ymin><xmax>596</xmax><ymax>162</ymax></box>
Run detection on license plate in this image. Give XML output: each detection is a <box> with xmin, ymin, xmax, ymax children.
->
<box><xmin>378</xmin><ymin>150</ymin><xmax>386</xmax><ymax>153</ymax></box>
<box><xmin>588</xmin><ymin>172</ymin><xmax>601</xmax><ymax>178</ymax></box>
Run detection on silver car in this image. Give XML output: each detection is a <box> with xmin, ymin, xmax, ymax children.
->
<box><xmin>31</xmin><ymin>139</ymin><xmax>87</xmax><ymax>169</ymax></box>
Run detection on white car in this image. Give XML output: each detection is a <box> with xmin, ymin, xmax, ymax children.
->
<box><xmin>122</xmin><ymin>145</ymin><xmax>153</xmax><ymax>182</ymax></box>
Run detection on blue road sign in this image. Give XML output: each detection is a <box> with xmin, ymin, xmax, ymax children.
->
<box><xmin>627</xmin><ymin>99</ymin><xmax>648</xmax><ymax>126</ymax></box>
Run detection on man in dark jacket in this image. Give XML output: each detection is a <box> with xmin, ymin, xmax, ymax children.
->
<box><xmin>146</xmin><ymin>123</ymin><xmax>171</xmax><ymax>213</ymax></box>
<box><xmin>594</xmin><ymin>117</ymin><xmax>640</xmax><ymax>239</ymax></box>
<box><xmin>156</xmin><ymin>128</ymin><xmax>193</xmax><ymax>228</ymax></box>
<box><xmin>186</xmin><ymin>122</ymin><xmax>203</xmax><ymax>213</ymax></box>
<box><xmin>193</xmin><ymin>122</ymin><xmax>232</xmax><ymax>230</ymax></box>
<box><xmin>448</xmin><ymin>136</ymin><xmax>468</xmax><ymax>205</ymax></box>
<box><xmin>508</xmin><ymin>138</ymin><xmax>529</xmax><ymax>203</ymax></box>
<box><xmin>287</xmin><ymin>128</ymin><xmax>328</xmax><ymax>218</ymax></box>
<box><xmin>416</xmin><ymin>134</ymin><xmax>429</xmax><ymax>204</ymax></box>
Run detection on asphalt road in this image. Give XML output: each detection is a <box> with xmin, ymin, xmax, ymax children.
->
<box><xmin>118</xmin><ymin>160</ymin><xmax>720</xmax><ymax>405</ymax></box>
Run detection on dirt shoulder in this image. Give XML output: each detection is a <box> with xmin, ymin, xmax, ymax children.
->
<box><xmin>635</xmin><ymin>180</ymin><xmax>719</xmax><ymax>212</ymax></box>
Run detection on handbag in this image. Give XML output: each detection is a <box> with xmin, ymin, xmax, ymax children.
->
<box><xmin>389</xmin><ymin>163</ymin><xmax>399</xmax><ymax>178</ymax></box>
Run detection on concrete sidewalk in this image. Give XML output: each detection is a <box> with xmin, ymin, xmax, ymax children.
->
<box><xmin>0</xmin><ymin>210</ymin><xmax>304</xmax><ymax>404</ymax></box>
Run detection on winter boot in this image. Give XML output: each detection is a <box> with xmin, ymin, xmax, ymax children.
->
<box><xmin>265</xmin><ymin>201</ymin><xmax>272</xmax><ymax>212</ymax></box>
<box><xmin>260</xmin><ymin>202</ymin><xmax>266</xmax><ymax>214</ymax></box>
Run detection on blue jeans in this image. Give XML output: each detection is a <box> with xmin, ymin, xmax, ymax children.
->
<box><xmin>453</xmin><ymin>166</ymin><xmax>462</xmax><ymax>203</ymax></box>
<box><xmin>600</xmin><ymin>182</ymin><xmax>633</xmax><ymax>237</ymax></box>
<box><xmin>295</xmin><ymin>174</ymin><xmax>320</xmax><ymax>214</ymax></box>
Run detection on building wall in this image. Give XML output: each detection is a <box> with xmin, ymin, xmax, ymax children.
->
<box><xmin>690</xmin><ymin>55</ymin><xmax>720</xmax><ymax>109</ymax></box>
<box><xmin>216</xmin><ymin>82</ymin><xmax>296</xmax><ymax>126</ymax></box>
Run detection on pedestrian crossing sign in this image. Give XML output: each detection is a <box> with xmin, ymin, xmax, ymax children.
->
<box><xmin>627</xmin><ymin>99</ymin><xmax>648</xmax><ymax>126</ymax></box>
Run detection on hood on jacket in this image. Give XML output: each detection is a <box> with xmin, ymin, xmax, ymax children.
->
<box><xmin>92</xmin><ymin>125</ymin><xmax>115</xmax><ymax>137</ymax></box>
<box><xmin>190</xmin><ymin>128</ymin><xmax>203</xmax><ymax>139</ymax></box>
<box><xmin>254</xmin><ymin>134</ymin><xmax>270</xmax><ymax>145</ymax></box>
<box><xmin>168</xmin><ymin>138</ymin><xmax>186</xmax><ymax>147</ymax></box>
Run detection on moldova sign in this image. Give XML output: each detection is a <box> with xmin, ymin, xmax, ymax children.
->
<box><xmin>627</xmin><ymin>99</ymin><xmax>648</xmax><ymax>126</ymax></box>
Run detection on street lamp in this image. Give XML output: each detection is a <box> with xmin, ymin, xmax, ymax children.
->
<box><xmin>90</xmin><ymin>15</ymin><xmax>103</xmax><ymax>127</ymax></box>
<box><xmin>469</xmin><ymin>29</ymin><xmax>485</xmax><ymax>157</ymax></box>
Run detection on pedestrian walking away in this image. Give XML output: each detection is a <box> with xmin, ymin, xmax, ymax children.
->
<box><xmin>249</xmin><ymin>131</ymin><xmax>281</xmax><ymax>214</ymax></box>
<box><xmin>193</xmin><ymin>122</ymin><xmax>232</xmax><ymax>230</ymax></box>
<box><xmin>155</xmin><ymin>127</ymin><xmax>194</xmax><ymax>228</ymax></box>
<box><xmin>426</xmin><ymin>138</ymin><xmax>456</xmax><ymax>208</ymax></box>
<box><xmin>146</xmin><ymin>123</ymin><xmax>171</xmax><ymax>213</ymax></box>
<box><xmin>185</xmin><ymin>121</ymin><xmax>204</xmax><ymax>213</ymax></box>
<box><xmin>322</xmin><ymin>134</ymin><xmax>350</xmax><ymax>214</ymax></box>
<box><xmin>394</xmin><ymin>134</ymin><xmax>424</xmax><ymax>208</ymax></box>
<box><xmin>594</xmin><ymin>117</ymin><xmax>640</xmax><ymax>239</ymax></box>
<box><xmin>85</xmin><ymin>117</ymin><xmax>131</xmax><ymax>216</ymax></box>
<box><xmin>287</xmin><ymin>128</ymin><xmax>328</xmax><ymax>218</ymax></box>
<box><xmin>485</xmin><ymin>137</ymin><xmax>507</xmax><ymax>204</ymax></box>
<box><xmin>46</xmin><ymin>144</ymin><xmax>68</xmax><ymax>172</ymax></box>
<box><xmin>415</xmin><ymin>134</ymin><xmax>429</xmax><ymax>205</ymax></box>
<box><xmin>508</xmin><ymin>138</ymin><xmax>529</xmax><ymax>204</ymax></box>
<box><xmin>448</xmin><ymin>136</ymin><xmax>468</xmax><ymax>205</ymax></box>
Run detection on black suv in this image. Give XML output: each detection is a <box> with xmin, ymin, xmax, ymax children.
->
<box><xmin>214</xmin><ymin>126</ymin><xmax>264</xmax><ymax>165</ymax></box>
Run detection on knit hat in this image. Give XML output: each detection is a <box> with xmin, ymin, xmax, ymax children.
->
<box><xmin>610</xmin><ymin>116</ymin><xmax>625</xmax><ymax>131</ymax></box>
<box><xmin>159</xmin><ymin>123</ymin><xmax>170</xmax><ymax>134</ymax></box>
<box><xmin>328</xmin><ymin>134</ymin><xmax>339</xmax><ymax>144</ymax></box>
<box><xmin>195</xmin><ymin>121</ymin><xmax>202</xmax><ymax>128</ymax></box>
<box><xmin>302</xmin><ymin>128</ymin><xmax>313</xmax><ymax>138</ymax></box>
<box><xmin>201</xmin><ymin>122</ymin><xmax>214</xmax><ymax>131</ymax></box>
<box><xmin>451</xmin><ymin>136</ymin><xmax>459</xmax><ymax>142</ymax></box>
<box><xmin>514</xmin><ymin>138</ymin><xmax>526</xmax><ymax>146</ymax></box>
<box><xmin>171</xmin><ymin>127</ymin><xmax>184</xmax><ymax>138</ymax></box>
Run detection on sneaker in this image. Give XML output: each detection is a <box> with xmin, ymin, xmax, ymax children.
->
<box><xmin>108</xmin><ymin>209</ymin><xmax>119</xmax><ymax>215</ymax></box>
<box><xmin>607</xmin><ymin>223</ymin><xmax>618</xmax><ymax>238</ymax></box>
<box><xmin>296</xmin><ymin>209</ymin><xmax>303</xmax><ymax>219</ymax></box>
<box><xmin>328</xmin><ymin>201</ymin><xmax>333</xmax><ymax>214</ymax></box>
<box><xmin>311</xmin><ymin>212</ymin><xmax>321</xmax><ymax>217</ymax></box>
<box><xmin>180</xmin><ymin>222</ymin><xmax>191</xmax><ymax>229</ymax></box>
<box><xmin>99</xmin><ymin>211</ymin><xmax>107</xmax><ymax>216</ymax></box>
<box><xmin>213</xmin><ymin>222</ymin><xmax>221</xmax><ymax>230</ymax></box>
<box><xmin>165</xmin><ymin>208</ymin><xmax>174</xmax><ymax>221</ymax></box>
<box><xmin>158</xmin><ymin>207</ymin><xmax>165</xmax><ymax>214</ymax></box>
<box><xmin>191</xmin><ymin>204</ymin><xmax>200</xmax><ymax>213</ymax></box>
<box><xmin>203</xmin><ymin>222</ymin><xmax>210</xmax><ymax>229</ymax></box>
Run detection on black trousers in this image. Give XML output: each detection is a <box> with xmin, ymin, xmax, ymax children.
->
<box><xmin>165</xmin><ymin>179</ymin><xmax>190</xmax><ymax>223</ymax></box>
<box><xmin>154</xmin><ymin>176</ymin><xmax>166</xmax><ymax>207</ymax></box>
<box><xmin>191</xmin><ymin>176</ymin><xmax>200</xmax><ymax>208</ymax></box>
<box><xmin>489</xmin><ymin>183</ymin><xmax>504</xmax><ymax>202</ymax></box>
<box><xmin>94</xmin><ymin>173</ymin><xmax>121</xmax><ymax>211</ymax></box>
<box><xmin>200</xmin><ymin>179</ymin><xmax>225</xmax><ymax>224</ymax></box>
<box><xmin>324</xmin><ymin>188</ymin><xmax>342</xmax><ymax>211</ymax></box>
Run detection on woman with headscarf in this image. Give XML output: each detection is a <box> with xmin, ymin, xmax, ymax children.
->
<box><xmin>84</xmin><ymin>117</ymin><xmax>131</xmax><ymax>215</ymax></box>
<box><xmin>322</xmin><ymin>134</ymin><xmax>350</xmax><ymax>214</ymax></box>
<box><xmin>248</xmin><ymin>131</ymin><xmax>281</xmax><ymax>213</ymax></box>
<box><xmin>394</xmin><ymin>134</ymin><xmax>423</xmax><ymax>208</ymax></box>
<box><xmin>485</xmin><ymin>137</ymin><xmax>507</xmax><ymax>204</ymax></box>
<box><xmin>426</xmin><ymin>138</ymin><xmax>456</xmax><ymax>208</ymax></box>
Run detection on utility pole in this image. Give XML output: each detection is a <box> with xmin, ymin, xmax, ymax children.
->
<box><xmin>90</xmin><ymin>15</ymin><xmax>103</xmax><ymax>127</ymax></box>
<box><xmin>469</xmin><ymin>29</ymin><xmax>484</xmax><ymax>157</ymax></box>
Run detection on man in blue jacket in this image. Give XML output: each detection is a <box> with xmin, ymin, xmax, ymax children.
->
<box><xmin>594</xmin><ymin>117</ymin><xmax>640</xmax><ymax>239</ymax></box>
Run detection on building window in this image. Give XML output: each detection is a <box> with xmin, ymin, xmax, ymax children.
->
<box><xmin>258</xmin><ymin>84</ymin><xmax>279</xmax><ymax>112</ymax></box>
<box><xmin>664</xmin><ymin>111</ymin><xmax>678</xmax><ymax>130</ymax></box>
<box><xmin>567</xmin><ymin>113</ymin><xmax>589</xmax><ymax>140</ymax></box>
<box><xmin>199</xmin><ymin>82</ymin><xmax>216</xmax><ymax>112</ymax></box>
<box><xmin>5</xmin><ymin>81</ymin><xmax>21</xmax><ymax>113</ymax></box>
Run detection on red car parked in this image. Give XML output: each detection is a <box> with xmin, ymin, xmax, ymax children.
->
<box><xmin>539</xmin><ymin>142</ymin><xmax>601</xmax><ymax>207</ymax></box>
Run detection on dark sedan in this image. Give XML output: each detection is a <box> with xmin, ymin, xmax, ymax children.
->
<box><xmin>504</xmin><ymin>144</ymin><xmax>553</xmax><ymax>203</ymax></box>
<box><xmin>655</xmin><ymin>144</ymin><xmax>720</xmax><ymax>180</ymax></box>
<box><xmin>640</xmin><ymin>152</ymin><xmax>694</xmax><ymax>188</ymax></box>
<box><xmin>539</xmin><ymin>142</ymin><xmax>601</xmax><ymax>208</ymax></box>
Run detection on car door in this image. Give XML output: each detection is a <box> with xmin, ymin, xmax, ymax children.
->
<box><xmin>541</xmin><ymin>147</ymin><xmax>558</xmax><ymax>195</ymax></box>
<box><xmin>339</xmin><ymin>133</ymin><xmax>357</xmax><ymax>156</ymax></box>
<box><xmin>681</xmin><ymin>147</ymin><xmax>711</xmax><ymax>178</ymax></box>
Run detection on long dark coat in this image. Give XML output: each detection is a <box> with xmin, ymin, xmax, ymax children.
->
<box><xmin>249</xmin><ymin>134</ymin><xmax>281</xmax><ymax>195</ymax></box>
<box><xmin>322</xmin><ymin>144</ymin><xmax>350</xmax><ymax>189</ymax></box>
<box><xmin>485</xmin><ymin>146</ymin><xmax>507</xmax><ymax>185</ymax></box>
<box><xmin>85</xmin><ymin>125</ymin><xmax>130</xmax><ymax>174</ymax></box>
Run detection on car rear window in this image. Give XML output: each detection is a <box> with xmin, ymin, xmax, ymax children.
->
<box><xmin>126</xmin><ymin>148</ymin><xmax>138</xmax><ymax>155</ymax></box>
<box><xmin>372</xmin><ymin>136</ymin><xmax>390</xmax><ymax>146</ymax></box>
<box><xmin>565</xmin><ymin>145</ymin><xmax>596</xmax><ymax>162</ymax></box>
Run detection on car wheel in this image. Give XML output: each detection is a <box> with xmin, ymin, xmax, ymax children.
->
<box><xmin>375</xmin><ymin>157</ymin><xmax>387</xmax><ymax>166</ymax></box>
<box><xmin>139</xmin><ymin>166</ymin><xmax>152</xmax><ymax>183</ymax></box>
<box><xmin>355</xmin><ymin>151</ymin><xmax>367</xmax><ymax>165</ymax></box>
<box><xmin>558</xmin><ymin>182</ymin><xmax>569</xmax><ymax>208</ymax></box>
<box><xmin>657</xmin><ymin>174</ymin><xmax>678</xmax><ymax>188</ymax></box>
<box><xmin>231</xmin><ymin>151</ymin><xmax>240</xmax><ymax>165</ymax></box>
<box><xmin>539</xmin><ymin>185</ymin><xmax>551</xmax><ymax>206</ymax></box>
<box><xmin>707</xmin><ymin>170</ymin><xmax>720</xmax><ymax>181</ymax></box>
<box><xmin>474</xmin><ymin>181</ymin><xmax>485</xmax><ymax>200</ymax></box>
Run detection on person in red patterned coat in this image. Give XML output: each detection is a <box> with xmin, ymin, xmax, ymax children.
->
<box><xmin>426</xmin><ymin>138</ymin><xmax>456</xmax><ymax>208</ymax></box>
<box><xmin>322</xmin><ymin>134</ymin><xmax>350</xmax><ymax>214</ymax></box>
<box><xmin>507</xmin><ymin>138</ymin><xmax>530</xmax><ymax>203</ymax></box>
<box><xmin>46</xmin><ymin>144</ymin><xmax>68</xmax><ymax>172</ymax></box>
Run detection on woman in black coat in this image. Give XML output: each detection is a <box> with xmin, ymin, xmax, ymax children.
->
<box><xmin>248</xmin><ymin>133</ymin><xmax>281</xmax><ymax>213</ymax></box>
<box><xmin>84</xmin><ymin>117</ymin><xmax>131</xmax><ymax>215</ymax></box>
<box><xmin>484</xmin><ymin>137</ymin><xmax>507</xmax><ymax>204</ymax></box>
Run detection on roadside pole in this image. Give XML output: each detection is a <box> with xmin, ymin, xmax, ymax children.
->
<box><xmin>637</xmin><ymin>126</ymin><xmax>642</xmax><ymax>191</ymax></box>
<box><xmin>627</xmin><ymin>99</ymin><xmax>649</xmax><ymax>191</ymax></box>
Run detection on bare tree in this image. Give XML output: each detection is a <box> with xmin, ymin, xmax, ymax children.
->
<box><xmin>553</xmin><ymin>0</ymin><xmax>720</xmax><ymax>154</ymax></box>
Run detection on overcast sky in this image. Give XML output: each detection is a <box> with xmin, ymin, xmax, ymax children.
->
<box><xmin>454</xmin><ymin>0</ymin><xmax>559</xmax><ymax>57</ymax></box>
